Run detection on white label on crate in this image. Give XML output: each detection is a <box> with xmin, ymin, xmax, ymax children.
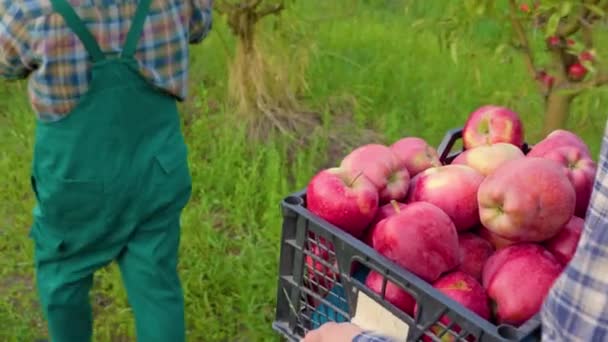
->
<box><xmin>351</xmin><ymin>291</ymin><xmax>409</xmax><ymax>342</ymax></box>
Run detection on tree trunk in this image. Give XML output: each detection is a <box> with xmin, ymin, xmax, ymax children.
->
<box><xmin>542</xmin><ymin>92</ymin><xmax>572</xmax><ymax>135</ymax></box>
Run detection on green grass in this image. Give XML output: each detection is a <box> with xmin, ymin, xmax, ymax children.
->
<box><xmin>1</xmin><ymin>1</ymin><xmax>607</xmax><ymax>341</ymax></box>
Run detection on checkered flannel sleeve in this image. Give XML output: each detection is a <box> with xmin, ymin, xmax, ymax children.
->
<box><xmin>352</xmin><ymin>331</ymin><xmax>397</xmax><ymax>342</ymax></box>
<box><xmin>540</xmin><ymin>120</ymin><xmax>608</xmax><ymax>341</ymax></box>
<box><xmin>0</xmin><ymin>0</ymin><xmax>37</xmax><ymax>80</ymax></box>
<box><xmin>189</xmin><ymin>0</ymin><xmax>214</xmax><ymax>44</ymax></box>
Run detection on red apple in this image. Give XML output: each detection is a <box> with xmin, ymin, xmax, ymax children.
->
<box><xmin>462</xmin><ymin>105</ymin><xmax>524</xmax><ymax>149</ymax></box>
<box><xmin>540</xmin><ymin>146</ymin><xmax>597</xmax><ymax>217</ymax></box>
<box><xmin>380</xmin><ymin>166</ymin><xmax>411</xmax><ymax>204</ymax></box>
<box><xmin>536</xmin><ymin>71</ymin><xmax>555</xmax><ymax>89</ymax></box>
<box><xmin>544</xmin><ymin>216</ymin><xmax>585</xmax><ymax>265</ymax></box>
<box><xmin>458</xmin><ymin>233</ymin><xmax>495</xmax><ymax>282</ymax></box>
<box><xmin>307</xmin><ymin>167</ymin><xmax>379</xmax><ymax>238</ymax></box>
<box><xmin>304</xmin><ymin>237</ymin><xmax>338</xmax><ymax>307</ymax></box>
<box><xmin>408</xmin><ymin>165</ymin><xmax>484</xmax><ymax>231</ymax></box>
<box><xmin>305</xmin><ymin>239</ymin><xmax>337</xmax><ymax>290</ymax></box>
<box><xmin>363</xmin><ymin>200</ymin><xmax>407</xmax><ymax>246</ymax></box>
<box><xmin>568</xmin><ymin>62</ymin><xmax>588</xmax><ymax>80</ymax></box>
<box><xmin>478</xmin><ymin>157</ymin><xmax>576</xmax><ymax>242</ymax></box>
<box><xmin>419</xmin><ymin>271</ymin><xmax>490</xmax><ymax>342</ymax></box>
<box><xmin>580</xmin><ymin>51</ymin><xmax>594</xmax><ymax>62</ymax></box>
<box><xmin>477</xmin><ymin>226</ymin><xmax>518</xmax><ymax>250</ymax></box>
<box><xmin>547</xmin><ymin>36</ymin><xmax>561</xmax><ymax>47</ymax></box>
<box><xmin>372</xmin><ymin>201</ymin><xmax>460</xmax><ymax>283</ymax></box>
<box><xmin>436</xmin><ymin>272</ymin><xmax>491</xmax><ymax>330</ymax></box>
<box><xmin>365</xmin><ymin>270</ymin><xmax>416</xmax><ymax>316</ymax></box>
<box><xmin>340</xmin><ymin>144</ymin><xmax>410</xmax><ymax>204</ymax></box>
<box><xmin>390</xmin><ymin>137</ymin><xmax>441</xmax><ymax>177</ymax></box>
<box><xmin>527</xmin><ymin>129</ymin><xmax>592</xmax><ymax>159</ymax></box>
<box><xmin>539</xmin><ymin>72</ymin><xmax>555</xmax><ymax>88</ymax></box>
<box><xmin>482</xmin><ymin>244</ymin><xmax>563</xmax><ymax>326</ymax></box>
<box><xmin>340</xmin><ymin>144</ymin><xmax>394</xmax><ymax>189</ymax></box>
<box><xmin>451</xmin><ymin>143</ymin><xmax>524</xmax><ymax>176</ymax></box>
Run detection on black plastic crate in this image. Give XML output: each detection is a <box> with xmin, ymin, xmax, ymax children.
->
<box><xmin>272</xmin><ymin>128</ymin><xmax>539</xmax><ymax>341</ymax></box>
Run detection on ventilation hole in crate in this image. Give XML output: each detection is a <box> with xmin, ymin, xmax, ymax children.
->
<box><xmin>285</xmin><ymin>195</ymin><xmax>304</xmax><ymax>206</ymax></box>
<box><xmin>424</xmin><ymin>320</ymin><xmax>473</xmax><ymax>342</ymax></box>
<box><xmin>497</xmin><ymin>324</ymin><xmax>519</xmax><ymax>340</ymax></box>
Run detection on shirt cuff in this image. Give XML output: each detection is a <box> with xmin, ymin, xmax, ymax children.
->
<box><xmin>352</xmin><ymin>331</ymin><xmax>397</xmax><ymax>342</ymax></box>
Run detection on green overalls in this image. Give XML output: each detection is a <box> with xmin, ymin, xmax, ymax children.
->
<box><xmin>29</xmin><ymin>1</ymin><xmax>192</xmax><ymax>341</ymax></box>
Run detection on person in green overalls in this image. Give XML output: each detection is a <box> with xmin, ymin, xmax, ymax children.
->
<box><xmin>0</xmin><ymin>1</ymin><xmax>213</xmax><ymax>341</ymax></box>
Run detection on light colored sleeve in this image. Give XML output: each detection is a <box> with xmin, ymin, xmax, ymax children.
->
<box><xmin>0</xmin><ymin>1</ymin><xmax>37</xmax><ymax>80</ymax></box>
<box><xmin>352</xmin><ymin>331</ymin><xmax>398</xmax><ymax>342</ymax></box>
<box><xmin>188</xmin><ymin>0</ymin><xmax>213</xmax><ymax>45</ymax></box>
<box><xmin>540</xmin><ymin>120</ymin><xmax>608</xmax><ymax>341</ymax></box>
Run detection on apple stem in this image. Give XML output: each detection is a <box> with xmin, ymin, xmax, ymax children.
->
<box><xmin>390</xmin><ymin>200</ymin><xmax>401</xmax><ymax>213</ymax></box>
<box><xmin>348</xmin><ymin>170</ymin><xmax>364</xmax><ymax>187</ymax></box>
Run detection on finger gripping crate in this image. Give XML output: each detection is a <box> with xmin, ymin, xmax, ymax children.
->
<box><xmin>272</xmin><ymin>128</ymin><xmax>540</xmax><ymax>342</ymax></box>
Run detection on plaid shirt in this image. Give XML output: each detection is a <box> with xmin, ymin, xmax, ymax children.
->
<box><xmin>540</xmin><ymin>120</ymin><xmax>608</xmax><ymax>341</ymax></box>
<box><xmin>0</xmin><ymin>0</ymin><xmax>213</xmax><ymax>122</ymax></box>
<box><xmin>352</xmin><ymin>121</ymin><xmax>608</xmax><ymax>341</ymax></box>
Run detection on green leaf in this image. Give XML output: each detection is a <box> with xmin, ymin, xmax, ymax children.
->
<box><xmin>581</xmin><ymin>60</ymin><xmax>596</xmax><ymax>74</ymax></box>
<box><xmin>464</xmin><ymin>0</ymin><xmax>480</xmax><ymax>16</ymax></box>
<box><xmin>560</xmin><ymin>2</ymin><xmax>573</xmax><ymax>17</ymax></box>
<box><xmin>411</xmin><ymin>19</ymin><xmax>426</xmax><ymax>28</ymax></box>
<box><xmin>554</xmin><ymin>87</ymin><xmax>584</xmax><ymax>97</ymax></box>
<box><xmin>494</xmin><ymin>43</ymin><xmax>508</xmax><ymax>57</ymax></box>
<box><xmin>450</xmin><ymin>42</ymin><xmax>459</xmax><ymax>64</ymax></box>
<box><xmin>584</xmin><ymin>4</ymin><xmax>605</xmax><ymax>17</ymax></box>
<box><xmin>475</xmin><ymin>2</ymin><xmax>487</xmax><ymax>16</ymax></box>
<box><xmin>545</xmin><ymin>13</ymin><xmax>561</xmax><ymax>36</ymax></box>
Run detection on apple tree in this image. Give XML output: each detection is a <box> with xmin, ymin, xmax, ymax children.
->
<box><xmin>461</xmin><ymin>0</ymin><xmax>608</xmax><ymax>134</ymax></box>
<box><xmin>215</xmin><ymin>0</ymin><xmax>317</xmax><ymax>140</ymax></box>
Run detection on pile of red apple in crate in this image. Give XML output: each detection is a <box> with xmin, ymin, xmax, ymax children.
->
<box><xmin>304</xmin><ymin>105</ymin><xmax>597</xmax><ymax>333</ymax></box>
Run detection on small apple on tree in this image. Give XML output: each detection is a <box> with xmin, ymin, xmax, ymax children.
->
<box><xmin>463</xmin><ymin>1</ymin><xmax>608</xmax><ymax>134</ymax></box>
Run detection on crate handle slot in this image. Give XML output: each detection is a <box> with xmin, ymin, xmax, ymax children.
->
<box><xmin>285</xmin><ymin>195</ymin><xmax>304</xmax><ymax>206</ymax></box>
<box><xmin>497</xmin><ymin>324</ymin><xmax>520</xmax><ymax>341</ymax></box>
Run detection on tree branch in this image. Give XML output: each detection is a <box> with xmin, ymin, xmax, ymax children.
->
<box><xmin>248</xmin><ymin>0</ymin><xmax>263</xmax><ymax>9</ymax></box>
<box><xmin>561</xmin><ymin>71</ymin><xmax>608</xmax><ymax>96</ymax></box>
<box><xmin>581</xmin><ymin>19</ymin><xmax>594</xmax><ymax>48</ymax></box>
<box><xmin>507</xmin><ymin>0</ymin><xmax>541</xmax><ymax>89</ymax></box>
<box><xmin>557</xmin><ymin>10</ymin><xmax>584</xmax><ymax>36</ymax></box>
<box><xmin>215</xmin><ymin>1</ymin><xmax>237</xmax><ymax>15</ymax></box>
<box><xmin>557</xmin><ymin>0</ymin><xmax>601</xmax><ymax>37</ymax></box>
<box><xmin>257</xmin><ymin>2</ymin><xmax>285</xmax><ymax>18</ymax></box>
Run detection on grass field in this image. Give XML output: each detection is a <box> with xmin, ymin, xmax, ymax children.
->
<box><xmin>1</xmin><ymin>1</ymin><xmax>607</xmax><ymax>341</ymax></box>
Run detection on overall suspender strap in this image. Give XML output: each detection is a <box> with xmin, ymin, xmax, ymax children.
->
<box><xmin>121</xmin><ymin>0</ymin><xmax>153</xmax><ymax>58</ymax></box>
<box><xmin>50</xmin><ymin>0</ymin><xmax>105</xmax><ymax>62</ymax></box>
<box><xmin>50</xmin><ymin>0</ymin><xmax>153</xmax><ymax>62</ymax></box>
